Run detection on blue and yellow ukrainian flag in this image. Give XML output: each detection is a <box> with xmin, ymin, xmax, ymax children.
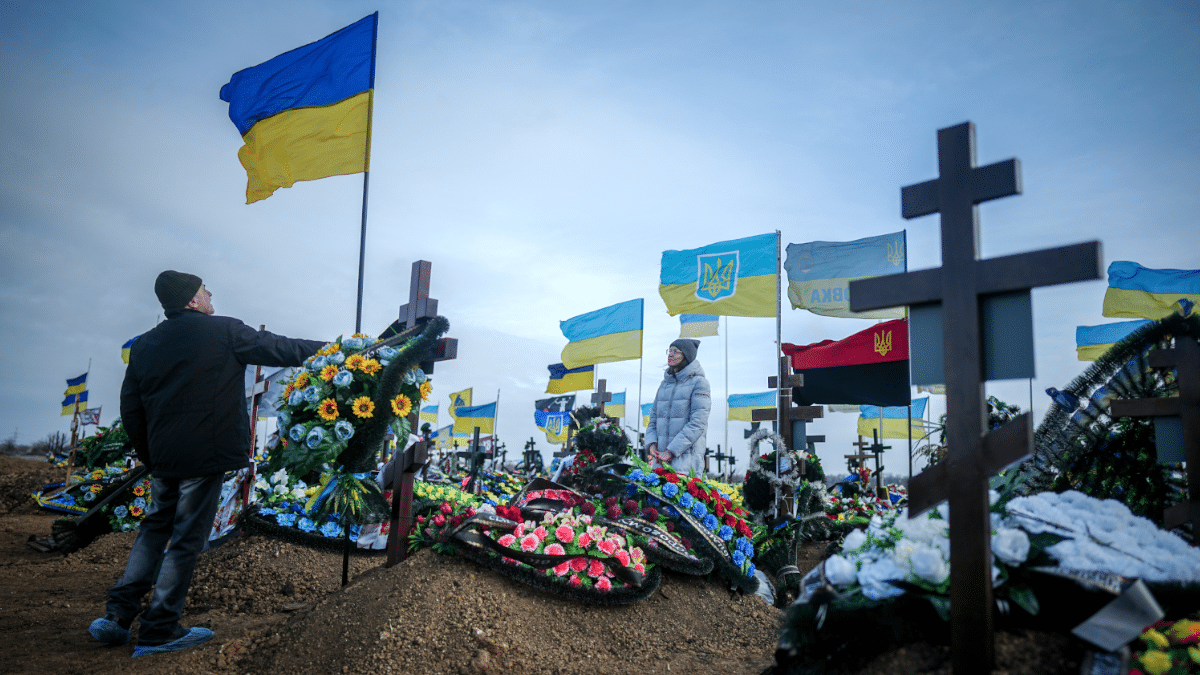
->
<box><xmin>448</xmin><ymin>388</ymin><xmax>472</xmax><ymax>420</ymax></box>
<box><xmin>420</xmin><ymin>404</ymin><xmax>438</xmax><ymax>424</ymax></box>
<box><xmin>433</xmin><ymin>424</ymin><xmax>468</xmax><ymax>450</ymax></box>
<box><xmin>679</xmin><ymin>314</ymin><xmax>719</xmax><ymax>338</ymax></box>
<box><xmin>1075</xmin><ymin>320</ymin><xmax>1152</xmax><ymax>361</ymax></box>
<box><xmin>784</xmin><ymin>231</ymin><xmax>907</xmax><ymax>319</ymax></box>
<box><xmin>727</xmin><ymin>392</ymin><xmax>775</xmax><ymax>422</ymax></box>
<box><xmin>641</xmin><ymin>403</ymin><xmax>652</xmax><ymax>429</ymax></box>
<box><xmin>560</xmin><ymin>299</ymin><xmax>643</xmax><ymax>369</ymax></box>
<box><xmin>121</xmin><ymin>336</ymin><xmax>139</xmax><ymax>364</ymax></box>
<box><xmin>1102</xmin><ymin>261</ymin><xmax>1200</xmax><ymax>320</ymax></box>
<box><xmin>857</xmin><ymin>398</ymin><xmax>930</xmax><ymax>440</ymax></box>
<box><xmin>219</xmin><ymin>13</ymin><xmax>377</xmax><ymax>204</ymax></box>
<box><xmin>606</xmin><ymin>392</ymin><xmax>626</xmax><ymax>419</ymax></box>
<box><xmin>546</xmin><ymin>363</ymin><xmax>594</xmax><ymax>394</ymax></box>
<box><xmin>452</xmin><ymin>402</ymin><xmax>496</xmax><ymax>434</ymax></box>
<box><xmin>61</xmin><ymin>373</ymin><xmax>88</xmax><ymax>416</ymax></box>
<box><xmin>660</xmin><ymin>233</ymin><xmax>777</xmax><ymax>317</ymax></box>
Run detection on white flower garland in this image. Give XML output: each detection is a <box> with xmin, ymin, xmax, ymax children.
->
<box><xmin>745</xmin><ymin>428</ymin><xmax>805</xmax><ymax>490</ymax></box>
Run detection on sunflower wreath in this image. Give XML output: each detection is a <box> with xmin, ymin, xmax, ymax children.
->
<box><xmin>267</xmin><ymin>316</ymin><xmax>449</xmax><ymax>528</ymax></box>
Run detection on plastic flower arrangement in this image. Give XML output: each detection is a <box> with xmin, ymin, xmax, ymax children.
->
<box><xmin>100</xmin><ymin>474</ymin><xmax>154</xmax><ymax>532</ymax></box>
<box><xmin>266</xmin><ymin>316</ymin><xmax>449</xmax><ymax>528</ymax></box>
<box><xmin>465</xmin><ymin>471</ymin><xmax>525</xmax><ymax>507</ymax></box>
<box><xmin>1130</xmin><ymin>616</ymin><xmax>1200</xmax><ymax>675</ymax></box>
<box><xmin>252</xmin><ymin>468</ymin><xmax>309</xmax><ymax>509</ymax></box>
<box><xmin>75</xmin><ymin>420</ymin><xmax>130</xmax><ymax>470</ymax></box>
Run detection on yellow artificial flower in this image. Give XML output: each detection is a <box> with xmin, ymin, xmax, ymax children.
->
<box><xmin>326</xmin><ymin>343</ymin><xmax>341</xmax><ymax>355</ymax></box>
<box><xmin>1143</xmin><ymin>629</ymin><xmax>1170</xmax><ymax>650</ymax></box>
<box><xmin>130</xmin><ymin>506</ymin><xmax>144</xmax><ymax>518</ymax></box>
<box><xmin>352</xmin><ymin>332</ymin><xmax>370</xmax><ymax>339</ymax></box>
<box><xmin>419</xmin><ymin>380</ymin><xmax>433</xmax><ymax>401</ymax></box>
<box><xmin>294</xmin><ymin>371</ymin><xmax>311</xmax><ymax>389</ymax></box>
<box><xmin>318</xmin><ymin>399</ymin><xmax>339</xmax><ymax>421</ymax></box>
<box><xmin>90</xmin><ymin>484</ymin><xmax>103</xmax><ymax>493</ymax></box>
<box><xmin>320</xmin><ymin>364</ymin><xmax>339</xmax><ymax>382</ymax></box>
<box><xmin>391</xmin><ymin>394</ymin><xmax>413</xmax><ymax>417</ymax></box>
<box><xmin>352</xmin><ymin>396</ymin><xmax>375</xmax><ymax>419</ymax></box>
<box><xmin>345</xmin><ymin>354</ymin><xmax>365</xmax><ymax>372</ymax></box>
<box><xmin>1138</xmin><ymin>650</ymin><xmax>1171</xmax><ymax>675</ymax></box>
<box><xmin>360</xmin><ymin>358</ymin><xmax>382</xmax><ymax>376</ymax></box>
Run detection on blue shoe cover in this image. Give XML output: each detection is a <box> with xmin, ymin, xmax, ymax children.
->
<box><xmin>131</xmin><ymin>627</ymin><xmax>213</xmax><ymax>658</ymax></box>
<box><xmin>88</xmin><ymin>617</ymin><xmax>130</xmax><ymax>646</ymax></box>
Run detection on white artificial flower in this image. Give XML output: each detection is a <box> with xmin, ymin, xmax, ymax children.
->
<box><xmin>291</xmin><ymin>487</ymin><xmax>307</xmax><ymax>500</ymax></box>
<box><xmin>857</xmin><ymin>558</ymin><xmax>907</xmax><ymax>600</ymax></box>
<box><xmin>909</xmin><ymin>546</ymin><xmax>949</xmax><ymax>585</ymax></box>
<box><xmin>842</xmin><ymin>529</ymin><xmax>867</xmax><ymax>553</ymax></box>
<box><xmin>254</xmin><ymin>478</ymin><xmax>270</xmax><ymax>492</ymax></box>
<box><xmin>992</xmin><ymin>528</ymin><xmax>1030</xmax><ymax>566</ymax></box>
<box><xmin>823</xmin><ymin>555</ymin><xmax>857</xmax><ymax>587</ymax></box>
<box><xmin>274</xmin><ymin>484</ymin><xmax>289</xmax><ymax>496</ymax></box>
<box><xmin>271</xmin><ymin>469</ymin><xmax>288</xmax><ymax>485</ymax></box>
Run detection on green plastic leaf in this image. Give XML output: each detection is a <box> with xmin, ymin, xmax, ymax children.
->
<box><xmin>926</xmin><ymin>594</ymin><xmax>951</xmax><ymax>622</ymax></box>
<box><xmin>1006</xmin><ymin>584</ymin><xmax>1039</xmax><ymax>616</ymax></box>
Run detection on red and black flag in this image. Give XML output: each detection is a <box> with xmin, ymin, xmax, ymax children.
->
<box><xmin>782</xmin><ymin>319</ymin><xmax>910</xmax><ymax>406</ymax></box>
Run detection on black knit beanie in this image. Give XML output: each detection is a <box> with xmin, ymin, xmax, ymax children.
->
<box><xmin>669</xmin><ymin>338</ymin><xmax>700</xmax><ymax>364</ymax></box>
<box><xmin>154</xmin><ymin>270</ymin><xmax>202</xmax><ymax>310</ymax></box>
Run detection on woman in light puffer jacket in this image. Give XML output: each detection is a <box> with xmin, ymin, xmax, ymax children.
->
<box><xmin>645</xmin><ymin>338</ymin><xmax>711</xmax><ymax>476</ymax></box>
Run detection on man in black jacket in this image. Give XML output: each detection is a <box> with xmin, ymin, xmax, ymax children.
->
<box><xmin>89</xmin><ymin>270</ymin><xmax>323</xmax><ymax>657</ymax></box>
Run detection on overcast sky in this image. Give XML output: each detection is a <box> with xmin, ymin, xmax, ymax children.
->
<box><xmin>2</xmin><ymin>0</ymin><xmax>1197</xmax><ymax>478</ymax></box>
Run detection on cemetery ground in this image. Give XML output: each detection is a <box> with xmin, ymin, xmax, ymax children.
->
<box><xmin>0</xmin><ymin>454</ymin><xmax>1081</xmax><ymax>675</ymax></box>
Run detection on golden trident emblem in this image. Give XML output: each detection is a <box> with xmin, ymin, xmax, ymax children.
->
<box><xmin>699</xmin><ymin>257</ymin><xmax>735</xmax><ymax>299</ymax></box>
<box><xmin>887</xmin><ymin>241</ymin><xmax>906</xmax><ymax>267</ymax></box>
<box><xmin>873</xmin><ymin>329</ymin><xmax>893</xmax><ymax>357</ymax></box>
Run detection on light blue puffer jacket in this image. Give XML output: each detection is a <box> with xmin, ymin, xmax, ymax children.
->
<box><xmin>645</xmin><ymin>359</ymin><xmax>711</xmax><ymax>475</ymax></box>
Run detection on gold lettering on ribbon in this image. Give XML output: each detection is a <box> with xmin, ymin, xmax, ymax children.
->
<box><xmin>873</xmin><ymin>329</ymin><xmax>892</xmax><ymax>357</ymax></box>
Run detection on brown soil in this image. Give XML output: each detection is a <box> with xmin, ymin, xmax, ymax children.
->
<box><xmin>0</xmin><ymin>455</ymin><xmax>1079</xmax><ymax>674</ymax></box>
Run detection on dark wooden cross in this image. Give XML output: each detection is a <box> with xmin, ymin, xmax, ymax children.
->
<box><xmin>383</xmin><ymin>260</ymin><xmax>458</xmax><ymax>567</ymax></box>
<box><xmin>753</xmin><ymin>356</ymin><xmax>825</xmax><ymax>454</ymax></box>
<box><xmin>380</xmin><ymin>260</ymin><xmax>459</xmax><ymax>373</ymax></box>
<box><xmin>522</xmin><ymin>437</ymin><xmax>542</xmax><ymax>476</ymax></box>
<box><xmin>589</xmin><ymin>378</ymin><xmax>621</xmax><ymax>425</ymax></box>
<box><xmin>713</xmin><ymin>445</ymin><xmax>734</xmax><ymax>474</ymax></box>
<box><xmin>845</xmin><ymin>436</ymin><xmax>876</xmax><ymax>472</ymax></box>
<box><xmin>869</xmin><ymin>430</ymin><xmax>891</xmax><ymax>499</ymax></box>
<box><xmin>457</xmin><ymin>428</ymin><xmax>491</xmax><ymax>495</ymax></box>
<box><xmin>385</xmin><ymin>409</ymin><xmax>429</xmax><ymax>568</ymax></box>
<box><xmin>848</xmin><ymin>121</ymin><xmax>1101</xmax><ymax>673</ymax></box>
<box><xmin>1111</xmin><ymin>336</ymin><xmax>1200</xmax><ymax>529</ymax></box>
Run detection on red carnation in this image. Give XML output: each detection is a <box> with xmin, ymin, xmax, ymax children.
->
<box><xmin>661</xmin><ymin>472</ymin><xmax>680</xmax><ymax>484</ymax></box>
<box><xmin>715</xmin><ymin>502</ymin><xmax>725</xmax><ymax>518</ymax></box>
<box><xmin>736</xmin><ymin>521</ymin><xmax>753</xmax><ymax>538</ymax></box>
<box><xmin>623</xmin><ymin>499</ymin><xmax>639</xmax><ymax>515</ymax></box>
<box><xmin>440</xmin><ymin>501</ymin><xmax>453</xmax><ymax>515</ymax></box>
<box><xmin>450</xmin><ymin>514</ymin><xmax>464</xmax><ymax>527</ymax></box>
<box><xmin>416</xmin><ymin>515</ymin><xmax>426</xmax><ymax>524</ymax></box>
<box><xmin>432</xmin><ymin>514</ymin><xmax>446</xmax><ymax>527</ymax></box>
<box><xmin>587</xmin><ymin>559</ymin><xmax>606</xmax><ymax>578</ymax></box>
<box><xmin>466</xmin><ymin>506</ymin><xmax>476</xmax><ymax>517</ymax></box>
<box><xmin>568</xmin><ymin>575</ymin><xmax>582</xmax><ymax>588</ymax></box>
<box><xmin>570</xmin><ymin>556</ymin><xmax>589</xmax><ymax>572</ymax></box>
<box><xmin>596</xmin><ymin>577</ymin><xmax>612</xmax><ymax>592</ymax></box>
<box><xmin>553</xmin><ymin>561</ymin><xmax>571</xmax><ymax>576</ymax></box>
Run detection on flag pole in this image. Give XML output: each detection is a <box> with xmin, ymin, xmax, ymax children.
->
<box><xmin>354</xmin><ymin>17</ymin><xmax>379</xmax><ymax>334</ymax></box>
<box><xmin>775</xmin><ymin>231</ymin><xmax>783</xmax><ymax>496</ymax></box>
<box><xmin>723</xmin><ymin>314</ymin><xmax>729</xmax><ymax>474</ymax></box>
<box><xmin>637</xmin><ymin>356</ymin><xmax>643</xmax><ymax>454</ymax></box>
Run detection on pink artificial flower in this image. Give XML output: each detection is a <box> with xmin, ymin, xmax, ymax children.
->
<box><xmin>520</xmin><ymin>534</ymin><xmax>540</xmax><ymax>553</ymax></box>
<box><xmin>497</xmin><ymin>534</ymin><xmax>517</xmax><ymax>547</ymax></box>
<box><xmin>440</xmin><ymin>501</ymin><xmax>453</xmax><ymax>515</ymax></box>
<box><xmin>570</xmin><ymin>557</ymin><xmax>589</xmax><ymax>572</ymax></box>
<box><xmin>534</xmin><ymin>526</ymin><xmax>549</xmax><ymax>542</ymax></box>
<box><xmin>466</xmin><ymin>506</ymin><xmax>476</xmax><ymax>517</ymax></box>
<box><xmin>553</xmin><ymin>561</ymin><xmax>571</xmax><ymax>576</ymax></box>
<box><xmin>587</xmin><ymin>559</ymin><xmax>605</xmax><ymax>578</ymax></box>
<box><xmin>513</xmin><ymin>524</ymin><xmax>524</xmax><ymax>538</ymax></box>
<box><xmin>432</xmin><ymin>514</ymin><xmax>446</xmax><ymax>527</ymax></box>
<box><xmin>596</xmin><ymin>577</ymin><xmax>612</xmax><ymax>592</ymax></box>
<box><xmin>634</xmin><ymin>562</ymin><xmax>645</xmax><ymax>574</ymax></box>
<box><xmin>596</xmin><ymin>538</ymin><xmax>617</xmax><ymax>556</ymax></box>
<box><xmin>586</xmin><ymin>526</ymin><xmax>606</xmax><ymax>542</ymax></box>
<box><xmin>630</xmin><ymin>547</ymin><xmax>645</xmax><ymax>564</ymax></box>
<box><xmin>614</xmin><ymin>549</ymin><xmax>631</xmax><ymax>567</ymax></box>
<box><xmin>555</xmin><ymin>525</ymin><xmax>575</xmax><ymax>544</ymax></box>
<box><xmin>416</xmin><ymin>515</ymin><xmax>426</xmax><ymax>524</ymax></box>
<box><xmin>577</xmin><ymin>533</ymin><xmax>592</xmax><ymax>549</ymax></box>
<box><xmin>545</xmin><ymin>543</ymin><xmax>565</xmax><ymax>556</ymax></box>
<box><xmin>568</xmin><ymin>575</ymin><xmax>582</xmax><ymax>588</ymax></box>
<box><xmin>578</xmin><ymin>514</ymin><xmax>593</xmax><ymax>525</ymax></box>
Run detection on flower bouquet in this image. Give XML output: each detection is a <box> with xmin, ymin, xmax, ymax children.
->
<box><xmin>75</xmin><ymin>420</ymin><xmax>130</xmax><ymax>471</ymax></box>
<box><xmin>265</xmin><ymin>317</ymin><xmax>448</xmax><ymax>530</ymax></box>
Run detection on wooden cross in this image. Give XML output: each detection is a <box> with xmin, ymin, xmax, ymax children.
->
<box><xmin>753</xmin><ymin>357</ymin><xmax>824</xmax><ymax>453</ymax></box>
<box><xmin>385</xmin><ymin>409</ymin><xmax>429</xmax><ymax>567</ymax></box>
<box><xmin>383</xmin><ymin>260</ymin><xmax>458</xmax><ymax>567</ymax></box>
<box><xmin>1110</xmin><ymin>336</ymin><xmax>1200</xmax><ymax>529</ymax></box>
<box><xmin>869</xmin><ymin>430</ymin><xmax>891</xmax><ymax>499</ymax></box>
<box><xmin>590</xmin><ymin>379</ymin><xmax>617</xmax><ymax>423</ymax></box>
<box><xmin>379</xmin><ymin>260</ymin><xmax>459</xmax><ymax>373</ymax></box>
<box><xmin>713</xmin><ymin>445</ymin><xmax>734</xmax><ymax>474</ymax></box>
<box><xmin>457</xmin><ymin>428</ymin><xmax>491</xmax><ymax>494</ymax></box>
<box><xmin>522</xmin><ymin>437</ymin><xmax>542</xmax><ymax>476</ymax></box>
<box><xmin>848</xmin><ymin>121</ymin><xmax>1101</xmax><ymax>673</ymax></box>
<box><xmin>845</xmin><ymin>436</ymin><xmax>876</xmax><ymax>472</ymax></box>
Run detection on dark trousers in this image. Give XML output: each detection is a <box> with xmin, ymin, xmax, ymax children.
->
<box><xmin>105</xmin><ymin>473</ymin><xmax>223</xmax><ymax>641</ymax></box>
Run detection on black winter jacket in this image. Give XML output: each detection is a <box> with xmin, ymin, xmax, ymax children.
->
<box><xmin>120</xmin><ymin>308</ymin><xmax>323</xmax><ymax>478</ymax></box>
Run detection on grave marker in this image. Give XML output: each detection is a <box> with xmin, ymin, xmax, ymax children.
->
<box><xmin>1110</xmin><ymin>337</ymin><xmax>1199</xmax><ymax>529</ymax></box>
<box><xmin>848</xmin><ymin>121</ymin><xmax>1101</xmax><ymax>672</ymax></box>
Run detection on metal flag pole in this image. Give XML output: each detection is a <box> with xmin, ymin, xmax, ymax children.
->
<box><xmin>775</xmin><ymin>231</ymin><xmax>783</xmax><ymax>486</ymax></box>
<box><xmin>494</xmin><ymin>388</ymin><xmax>501</xmax><ymax>452</ymax></box>
<box><xmin>724</xmin><ymin>314</ymin><xmax>729</xmax><ymax>473</ymax></box>
<box><xmin>353</xmin><ymin>17</ymin><xmax>379</xmax><ymax>334</ymax></box>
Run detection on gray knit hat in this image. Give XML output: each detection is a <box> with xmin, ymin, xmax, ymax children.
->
<box><xmin>669</xmin><ymin>338</ymin><xmax>700</xmax><ymax>364</ymax></box>
<box><xmin>154</xmin><ymin>270</ymin><xmax>202</xmax><ymax>310</ymax></box>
